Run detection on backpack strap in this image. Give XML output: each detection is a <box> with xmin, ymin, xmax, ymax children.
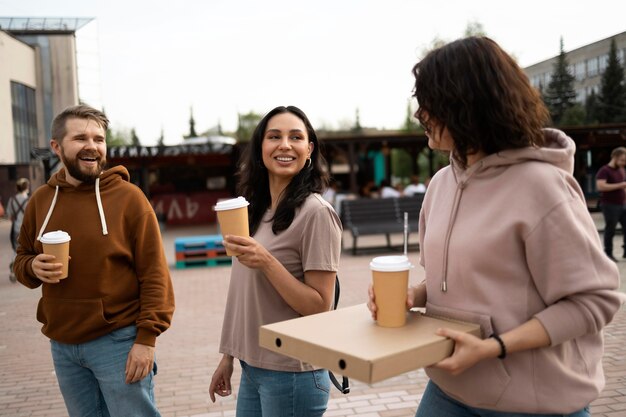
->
<box><xmin>14</xmin><ymin>196</ymin><xmax>29</xmax><ymax>214</ymax></box>
<box><xmin>9</xmin><ymin>196</ymin><xmax>29</xmax><ymax>220</ymax></box>
<box><xmin>329</xmin><ymin>275</ymin><xmax>350</xmax><ymax>394</ymax></box>
<box><xmin>333</xmin><ymin>274</ymin><xmax>340</xmax><ymax>309</ymax></box>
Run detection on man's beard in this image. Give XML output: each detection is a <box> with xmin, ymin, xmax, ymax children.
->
<box><xmin>60</xmin><ymin>149</ymin><xmax>107</xmax><ymax>184</ymax></box>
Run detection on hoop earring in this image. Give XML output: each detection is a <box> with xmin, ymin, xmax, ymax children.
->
<box><xmin>305</xmin><ymin>158</ymin><xmax>312</xmax><ymax>169</ymax></box>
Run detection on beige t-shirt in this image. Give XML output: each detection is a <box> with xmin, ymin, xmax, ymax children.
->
<box><xmin>219</xmin><ymin>193</ymin><xmax>342</xmax><ymax>372</ymax></box>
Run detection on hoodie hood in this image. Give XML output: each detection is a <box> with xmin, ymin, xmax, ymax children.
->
<box><xmin>38</xmin><ymin>166</ymin><xmax>131</xmax><ymax>240</ymax></box>
<box><xmin>450</xmin><ymin>128</ymin><xmax>575</xmax><ymax>184</ymax></box>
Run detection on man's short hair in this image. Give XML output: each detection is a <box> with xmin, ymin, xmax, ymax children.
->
<box><xmin>51</xmin><ymin>104</ymin><xmax>109</xmax><ymax>141</ymax></box>
<box><xmin>611</xmin><ymin>147</ymin><xmax>626</xmax><ymax>159</ymax></box>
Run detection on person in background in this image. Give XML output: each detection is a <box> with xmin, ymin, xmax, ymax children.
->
<box><xmin>595</xmin><ymin>146</ymin><xmax>626</xmax><ymax>261</ymax></box>
<box><xmin>14</xmin><ymin>104</ymin><xmax>175</xmax><ymax>417</ymax></box>
<box><xmin>403</xmin><ymin>175</ymin><xmax>426</xmax><ymax>196</ymax></box>
<box><xmin>6</xmin><ymin>177</ymin><xmax>30</xmax><ymax>283</ymax></box>
<box><xmin>322</xmin><ymin>177</ymin><xmax>340</xmax><ymax>206</ymax></box>
<box><xmin>380</xmin><ymin>179</ymin><xmax>401</xmax><ymax>198</ymax></box>
<box><xmin>209</xmin><ymin>106</ymin><xmax>342</xmax><ymax>416</ymax></box>
<box><xmin>360</xmin><ymin>179</ymin><xmax>378</xmax><ymax>198</ymax></box>
<box><xmin>368</xmin><ymin>36</ymin><xmax>624</xmax><ymax>416</ymax></box>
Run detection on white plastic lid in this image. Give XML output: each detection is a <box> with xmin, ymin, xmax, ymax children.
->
<box><xmin>370</xmin><ymin>255</ymin><xmax>412</xmax><ymax>272</ymax></box>
<box><xmin>214</xmin><ymin>196</ymin><xmax>250</xmax><ymax>211</ymax></box>
<box><xmin>40</xmin><ymin>230</ymin><xmax>71</xmax><ymax>244</ymax></box>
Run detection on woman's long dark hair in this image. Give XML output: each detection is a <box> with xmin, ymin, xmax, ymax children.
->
<box><xmin>237</xmin><ymin>106</ymin><xmax>329</xmax><ymax>235</ymax></box>
<box><xmin>412</xmin><ymin>36</ymin><xmax>550</xmax><ymax>168</ymax></box>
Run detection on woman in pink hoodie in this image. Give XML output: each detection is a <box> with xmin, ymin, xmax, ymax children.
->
<box><xmin>369</xmin><ymin>37</ymin><xmax>624</xmax><ymax>416</ymax></box>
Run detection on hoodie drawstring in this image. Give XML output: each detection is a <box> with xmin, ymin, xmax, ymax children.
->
<box><xmin>37</xmin><ymin>186</ymin><xmax>59</xmax><ymax>241</ymax></box>
<box><xmin>440</xmin><ymin>160</ymin><xmax>484</xmax><ymax>292</ymax></box>
<box><xmin>36</xmin><ymin>178</ymin><xmax>109</xmax><ymax>240</ymax></box>
<box><xmin>441</xmin><ymin>182</ymin><xmax>465</xmax><ymax>292</ymax></box>
<box><xmin>95</xmin><ymin>177</ymin><xmax>108</xmax><ymax>236</ymax></box>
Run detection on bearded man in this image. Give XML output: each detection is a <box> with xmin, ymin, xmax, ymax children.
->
<box><xmin>14</xmin><ymin>104</ymin><xmax>175</xmax><ymax>417</ymax></box>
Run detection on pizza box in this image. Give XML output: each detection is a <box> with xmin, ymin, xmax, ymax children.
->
<box><xmin>259</xmin><ymin>303</ymin><xmax>480</xmax><ymax>384</ymax></box>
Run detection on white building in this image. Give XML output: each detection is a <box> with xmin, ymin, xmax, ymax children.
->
<box><xmin>524</xmin><ymin>31</ymin><xmax>626</xmax><ymax>104</ymax></box>
<box><xmin>0</xmin><ymin>17</ymin><xmax>92</xmax><ymax>204</ymax></box>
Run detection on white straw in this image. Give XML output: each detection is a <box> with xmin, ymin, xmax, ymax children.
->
<box><xmin>403</xmin><ymin>211</ymin><xmax>408</xmax><ymax>256</ymax></box>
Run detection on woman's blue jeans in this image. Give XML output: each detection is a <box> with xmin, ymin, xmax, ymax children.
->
<box><xmin>416</xmin><ymin>381</ymin><xmax>590</xmax><ymax>417</ymax></box>
<box><xmin>50</xmin><ymin>325</ymin><xmax>160</xmax><ymax>417</ymax></box>
<box><xmin>236</xmin><ymin>360</ymin><xmax>330</xmax><ymax>417</ymax></box>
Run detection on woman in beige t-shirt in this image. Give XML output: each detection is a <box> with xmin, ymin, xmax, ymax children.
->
<box><xmin>209</xmin><ymin>106</ymin><xmax>342</xmax><ymax>416</ymax></box>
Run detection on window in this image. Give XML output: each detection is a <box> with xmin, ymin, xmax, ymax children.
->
<box><xmin>531</xmin><ymin>75</ymin><xmax>541</xmax><ymax>88</ymax></box>
<box><xmin>11</xmin><ymin>81</ymin><xmax>38</xmax><ymax>163</ymax></box>
<box><xmin>587</xmin><ymin>57</ymin><xmax>598</xmax><ymax>77</ymax></box>
<box><xmin>575</xmin><ymin>61</ymin><xmax>586</xmax><ymax>81</ymax></box>
<box><xmin>599</xmin><ymin>54</ymin><xmax>609</xmax><ymax>73</ymax></box>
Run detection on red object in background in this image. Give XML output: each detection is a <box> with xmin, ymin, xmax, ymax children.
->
<box><xmin>151</xmin><ymin>191</ymin><xmax>233</xmax><ymax>225</ymax></box>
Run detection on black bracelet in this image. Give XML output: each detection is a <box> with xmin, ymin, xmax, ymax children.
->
<box><xmin>489</xmin><ymin>334</ymin><xmax>507</xmax><ymax>359</ymax></box>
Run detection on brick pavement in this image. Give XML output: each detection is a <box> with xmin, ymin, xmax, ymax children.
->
<box><xmin>0</xmin><ymin>216</ymin><xmax>625</xmax><ymax>417</ymax></box>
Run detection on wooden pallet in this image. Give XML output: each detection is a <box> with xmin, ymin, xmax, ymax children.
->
<box><xmin>174</xmin><ymin>234</ymin><xmax>224</xmax><ymax>252</ymax></box>
<box><xmin>175</xmin><ymin>248</ymin><xmax>228</xmax><ymax>261</ymax></box>
<box><xmin>175</xmin><ymin>257</ymin><xmax>232</xmax><ymax>269</ymax></box>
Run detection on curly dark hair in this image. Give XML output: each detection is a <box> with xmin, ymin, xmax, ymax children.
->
<box><xmin>237</xmin><ymin>106</ymin><xmax>329</xmax><ymax>235</ymax></box>
<box><xmin>412</xmin><ymin>36</ymin><xmax>550</xmax><ymax>168</ymax></box>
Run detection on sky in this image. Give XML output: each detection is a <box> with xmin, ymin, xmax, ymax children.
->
<box><xmin>2</xmin><ymin>0</ymin><xmax>626</xmax><ymax>145</ymax></box>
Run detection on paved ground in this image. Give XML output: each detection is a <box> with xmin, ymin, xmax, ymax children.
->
<box><xmin>0</xmin><ymin>215</ymin><xmax>625</xmax><ymax>417</ymax></box>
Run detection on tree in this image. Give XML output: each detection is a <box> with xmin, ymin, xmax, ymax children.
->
<box><xmin>106</xmin><ymin>127</ymin><xmax>131</xmax><ymax>146</ymax></box>
<box><xmin>130</xmin><ymin>128</ymin><xmax>141</xmax><ymax>146</ymax></box>
<box><xmin>464</xmin><ymin>20</ymin><xmax>487</xmax><ymax>37</ymax></box>
<box><xmin>597</xmin><ymin>38</ymin><xmax>626</xmax><ymax>123</ymax></box>
<box><xmin>157</xmin><ymin>127</ymin><xmax>165</xmax><ymax>146</ymax></box>
<box><xmin>585</xmin><ymin>90</ymin><xmax>600</xmax><ymax>124</ymax></box>
<box><xmin>185</xmin><ymin>107</ymin><xmax>198</xmax><ymax>138</ymax></box>
<box><xmin>560</xmin><ymin>103</ymin><xmax>586</xmax><ymax>126</ymax></box>
<box><xmin>402</xmin><ymin>102</ymin><xmax>421</xmax><ymax>132</ymax></box>
<box><xmin>236</xmin><ymin>111</ymin><xmax>262</xmax><ymax>142</ymax></box>
<box><xmin>544</xmin><ymin>37</ymin><xmax>577</xmax><ymax>125</ymax></box>
<box><xmin>351</xmin><ymin>108</ymin><xmax>362</xmax><ymax>133</ymax></box>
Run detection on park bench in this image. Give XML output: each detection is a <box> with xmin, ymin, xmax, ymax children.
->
<box><xmin>340</xmin><ymin>194</ymin><xmax>424</xmax><ymax>255</ymax></box>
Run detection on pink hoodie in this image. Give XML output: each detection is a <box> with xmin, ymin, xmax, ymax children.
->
<box><xmin>419</xmin><ymin>128</ymin><xmax>625</xmax><ymax>413</ymax></box>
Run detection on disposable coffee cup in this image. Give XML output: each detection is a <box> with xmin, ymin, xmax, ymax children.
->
<box><xmin>40</xmin><ymin>230</ymin><xmax>71</xmax><ymax>279</ymax></box>
<box><xmin>214</xmin><ymin>197</ymin><xmax>250</xmax><ymax>256</ymax></box>
<box><xmin>370</xmin><ymin>255</ymin><xmax>412</xmax><ymax>327</ymax></box>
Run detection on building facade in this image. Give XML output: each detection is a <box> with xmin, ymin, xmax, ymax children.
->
<box><xmin>0</xmin><ymin>17</ymin><xmax>91</xmax><ymax>206</ymax></box>
<box><xmin>525</xmin><ymin>31</ymin><xmax>626</xmax><ymax>103</ymax></box>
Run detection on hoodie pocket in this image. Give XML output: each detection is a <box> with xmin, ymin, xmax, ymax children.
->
<box><xmin>425</xmin><ymin>302</ymin><xmax>511</xmax><ymax>407</ymax></box>
<box><xmin>37</xmin><ymin>297</ymin><xmax>116</xmax><ymax>343</ymax></box>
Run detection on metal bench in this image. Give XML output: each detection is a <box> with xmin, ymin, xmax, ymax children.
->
<box><xmin>340</xmin><ymin>195</ymin><xmax>424</xmax><ymax>255</ymax></box>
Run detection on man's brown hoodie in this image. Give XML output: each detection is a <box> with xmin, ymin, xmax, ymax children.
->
<box><xmin>14</xmin><ymin>166</ymin><xmax>174</xmax><ymax>346</ymax></box>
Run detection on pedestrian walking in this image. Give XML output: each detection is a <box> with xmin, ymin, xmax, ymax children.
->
<box><xmin>6</xmin><ymin>177</ymin><xmax>30</xmax><ymax>282</ymax></box>
<box><xmin>595</xmin><ymin>147</ymin><xmax>626</xmax><ymax>261</ymax></box>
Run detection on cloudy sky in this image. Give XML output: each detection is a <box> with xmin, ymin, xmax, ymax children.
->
<box><xmin>2</xmin><ymin>0</ymin><xmax>625</xmax><ymax>145</ymax></box>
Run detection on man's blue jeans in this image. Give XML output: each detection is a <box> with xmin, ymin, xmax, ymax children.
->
<box><xmin>236</xmin><ymin>360</ymin><xmax>330</xmax><ymax>417</ymax></box>
<box><xmin>416</xmin><ymin>381</ymin><xmax>590</xmax><ymax>417</ymax></box>
<box><xmin>51</xmin><ymin>325</ymin><xmax>160</xmax><ymax>417</ymax></box>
